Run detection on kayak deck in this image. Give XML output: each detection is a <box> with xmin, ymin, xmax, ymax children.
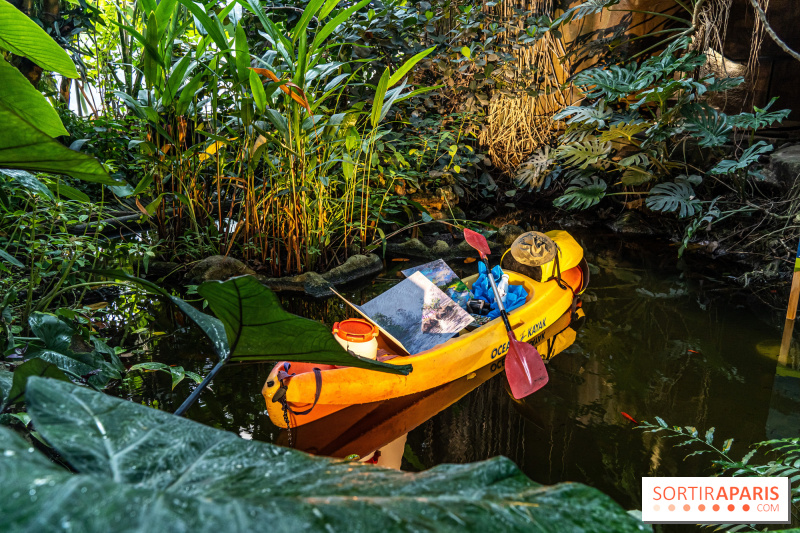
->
<box><xmin>264</xmin><ymin>265</ymin><xmax>584</xmax><ymax>428</ymax></box>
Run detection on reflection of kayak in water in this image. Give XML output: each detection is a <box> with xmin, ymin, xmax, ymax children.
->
<box><xmin>264</xmin><ymin>230</ymin><xmax>588</xmax><ymax>429</ymax></box>
<box><xmin>280</xmin><ymin>307</ymin><xmax>585</xmax><ymax>459</ymax></box>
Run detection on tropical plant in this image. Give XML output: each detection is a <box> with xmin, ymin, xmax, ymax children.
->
<box><xmin>0</xmin><ymin>0</ymin><xmax>116</xmax><ymax>185</ymax></box>
<box><xmin>639</xmin><ymin>418</ymin><xmax>800</xmax><ymax>529</ymax></box>
<box><xmin>0</xmin><ymin>376</ymin><xmax>646</xmax><ymax>532</ymax></box>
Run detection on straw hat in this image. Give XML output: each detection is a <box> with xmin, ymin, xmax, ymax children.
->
<box><xmin>509</xmin><ymin>232</ymin><xmax>557</xmax><ymax>266</ymax></box>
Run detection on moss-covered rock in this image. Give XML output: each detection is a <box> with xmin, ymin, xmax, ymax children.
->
<box><xmin>186</xmin><ymin>255</ymin><xmax>256</xmax><ymax>283</ymax></box>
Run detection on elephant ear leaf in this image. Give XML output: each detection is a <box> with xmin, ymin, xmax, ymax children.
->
<box><xmin>6</xmin><ymin>377</ymin><xmax>646</xmax><ymax>532</ymax></box>
<box><xmin>198</xmin><ymin>276</ymin><xmax>411</xmax><ymax>375</ymax></box>
<box><xmin>0</xmin><ymin>0</ymin><xmax>79</xmax><ymax>78</ymax></box>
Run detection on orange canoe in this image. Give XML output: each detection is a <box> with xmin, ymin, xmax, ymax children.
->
<box><xmin>264</xmin><ymin>258</ymin><xmax>587</xmax><ymax>428</ymax></box>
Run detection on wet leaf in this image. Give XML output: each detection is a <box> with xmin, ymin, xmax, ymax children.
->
<box><xmin>705</xmin><ymin>427</ymin><xmax>715</xmax><ymax>445</ymax></box>
<box><xmin>0</xmin><ymin>357</ymin><xmax>70</xmax><ymax>408</ymax></box>
<box><xmin>1</xmin><ymin>377</ymin><xmax>647</xmax><ymax>532</ymax></box>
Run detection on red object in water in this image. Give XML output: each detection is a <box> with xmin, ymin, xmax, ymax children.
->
<box><xmin>621</xmin><ymin>412</ymin><xmax>638</xmax><ymax>424</ymax></box>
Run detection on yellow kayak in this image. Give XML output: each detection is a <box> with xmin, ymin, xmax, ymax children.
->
<box><xmin>264</xmin><ymin>232</ymin><xmax>587</xmax><ymax>428</ymax></box>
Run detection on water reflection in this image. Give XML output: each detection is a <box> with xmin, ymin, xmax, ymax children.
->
<box><xmin>108</xmin><ymin>231</ymin><xmax>796</xmax><ymax>520</ymax></box>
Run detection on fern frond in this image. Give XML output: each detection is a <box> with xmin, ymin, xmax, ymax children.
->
<box><xmin>683</xmin><ymin>104</ymin><xmax>732</xmax><ymax>148</ymax></box>
<box><xmin>553</xmin><ymin>176</ymin><xmax>607</xmax><ymax>210</ymax></box>
<box><xmin>555</xmin><ymin>138</ymin><xmax>612</xmax><ymax>169</ymax></box>
<box><xmin>710</xmin><ymin>141</ymin><xmax>773</xmax><ymax>174</ymax></box>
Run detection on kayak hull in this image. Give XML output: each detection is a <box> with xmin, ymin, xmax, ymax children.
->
<box><xmin>264</xmin><ymin>264</ymin><xmax>585</xmax><ymax>428</ymax></box>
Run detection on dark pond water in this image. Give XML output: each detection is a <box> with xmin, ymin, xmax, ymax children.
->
<box><xmin>107</xmin><ymin>229</ymin><xmax>798</xmax><ymax>531</ymax></box>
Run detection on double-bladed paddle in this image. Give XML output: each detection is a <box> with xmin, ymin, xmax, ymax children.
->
<box><xmin>463</xmin><ymin>228</ymin><xmax>549</xmax><ymax>399</ymax></box>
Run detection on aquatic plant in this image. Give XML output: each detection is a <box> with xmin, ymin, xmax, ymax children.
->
<box><xmin>639</xmin><ymin>418</ymin><xmax>800</xmax><ymax>529</ymax></box>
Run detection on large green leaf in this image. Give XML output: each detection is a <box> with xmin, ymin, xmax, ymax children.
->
<box><xmin>198</xmin><ymin>276</ymin><xmax>412</xmax><ymax>375</ymax></box>
<box><xmin>553</xmin><ymin>175</ymin><xmax>608</xmax><ymax>210</ymax></box>
<box><xmin>683</xmin><ymin>104</ymin><xmax>732</xmax><ymax>148</ymax></box>
<box><xmin>710</xmin><ymin>141</ymin><xmax>774</xmax><ymax>175</ymax></box>
<box><xmin>0</xmin><ymin>0</ymin><xmax>78</xmax><ymax>78</ymax></box>
<box><xmin>23</xmin><ymin>313</ymin><xmax>122</xmax><ymax>388</ymax></box>
<box><xmin>0</xmin><ymin>377</ymin><xmax>647</xmax><ymax>532</ymax></box>
<box><xmin>89</xmin><ymin>269</ymin><xmax>230</xmax><ymax>361</ymax></box>
<box><xmin>0</xmin><ymin>357</ymin><xmax>70</xmax><ymax>408</ymax></box>
<box><xmin>0</xmin><ymin>104</ymin><xmax>119</xmax><ymax>184</ymax></box>
<box><xmin>0</xmin><ymin>59</ymin><xmax>68</xmax><ymax>137</ymax></box>
<box><xmin>645</xmin><ymin>181</ymin><xmax>701</xmax><ymax>218</ymax></box>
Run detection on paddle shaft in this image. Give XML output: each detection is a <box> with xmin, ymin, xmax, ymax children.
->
<box><xmin>481</xmin><ymin>257</ymin><xmax>515</xmax><ymax>337</ymax></box>
<box><xmin>174</xmin><ymin>358</ymin><xmax>227</xmax><ymax>416</ymax></box>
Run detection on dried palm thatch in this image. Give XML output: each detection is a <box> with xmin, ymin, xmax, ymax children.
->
<box><xmin>477</xmin><ymin>0</ymin><xmax>573</xmax><ymax>176</ymax></box>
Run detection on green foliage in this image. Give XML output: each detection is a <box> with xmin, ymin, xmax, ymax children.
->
<box><xmin>645</xmin><ymin>182</ymin><xmax>701</xmax><ymax>218</ymax></box>
<box><xmin>639</xmin><ymin>418</ymin><xmax>800</xmax><ymax>527</ymax></box>
<box><xmin>710</xmin><ymin>141</ymin><xmax>773</xmax><ymax>175</ymax></box>
<box><xmin>0</xmin><ymin>377</ymin><xmax>646</xmax><ymax>532</ymax></box>
<box><xmin>0</xmin><ymin>105</ymin><xmax>117</xmax><ymax>184</ymax></box>
<box><xmin>553</xmin><ymin>176</ymin><xmax>608</xmax><ymax>210</ymax></box>
<box><xmin>128</xmin><ymin>362</ymin><xmax>202</xmax><ymax>390</ymax></box>
<box><xmin>543</xmin><ymin>33</ymin><xmax>789</xmax><ymax>249</ymax></box>
<box><xmin>0</xmin><ymin>0</ymin><xmax>79</xmax><ymax>77</ymax></box>
<box><xmin>683</xmin><ymin>104</ymin><xmax>732</xmax><ymax>148</ymax></box>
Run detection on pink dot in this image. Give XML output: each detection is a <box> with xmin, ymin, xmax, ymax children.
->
<box><xmin>743</xmin><ymin>504</ymin><xmax>750</xmax><ymax>511</ymax></box>
<box><xmin>668</xmin><ymin>504</ymin><xmax>676</xmax><ymax>511</ymax></box>
<box><xmin>698</xmin><ymin>504</ymin><xmax>706</xmax><ymax>511</ymax></box>
<box><xmin>653</xmin><ymin>505</ymin><xmax>661</xmax><ymax>511</ymax></box>
<box><xmin>728</xmin><ymin>504</ymin><xmax>735</xmax><ymax>511</ymax></box>
<box><xmin>683</xmin><ymin>504</ymin><xmax>691</xmax><ymax>511</ymax></box>
<box><xmin>713</xmin><ymin>504</ymin><xmax>720</xmax><ymax>511</ymax></box>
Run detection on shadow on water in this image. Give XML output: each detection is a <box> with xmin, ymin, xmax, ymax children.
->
<box><xmin>107</xmin><ymin>230</ymin><xmax>798</xmax><ymax>527</ymax></box>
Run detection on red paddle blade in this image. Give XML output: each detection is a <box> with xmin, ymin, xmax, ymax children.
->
<box><xmin>505</xmin><ymin>339</ymin><xmax>548</xmax><ymax>399</ymax></box>
<box><xmin>463</xmin><ymin>228</ymin><xmax>490</xmax><ymax>258</ymax></box>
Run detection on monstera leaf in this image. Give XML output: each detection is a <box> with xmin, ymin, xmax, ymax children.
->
<box><xmin>554</xmin><ymin>176</ymin><xmax>608</xmax><ymax>210</ymax></box>
<box><xmin>0</xmin><ymin>377</ymin><xmax>646</xmax><ymax>532</ymax></box>
<box><xmin>555</xmin><ymin>139</ymin><xmax>612</xmax><ymax>169</ymax></box>
<box><xmin>645</xmin><ymin>182</ymin><xmax>700</xmax><ymax>218</ymax></box>
<box><xmin>710</xmin><ymin>141</ymin><xmax>773</xmax><ymax>175</ymax></box>
<box><xmin>683</xmin><ymin>104</ymin><xmax>732</xmax><ymax>148</ymax></box>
